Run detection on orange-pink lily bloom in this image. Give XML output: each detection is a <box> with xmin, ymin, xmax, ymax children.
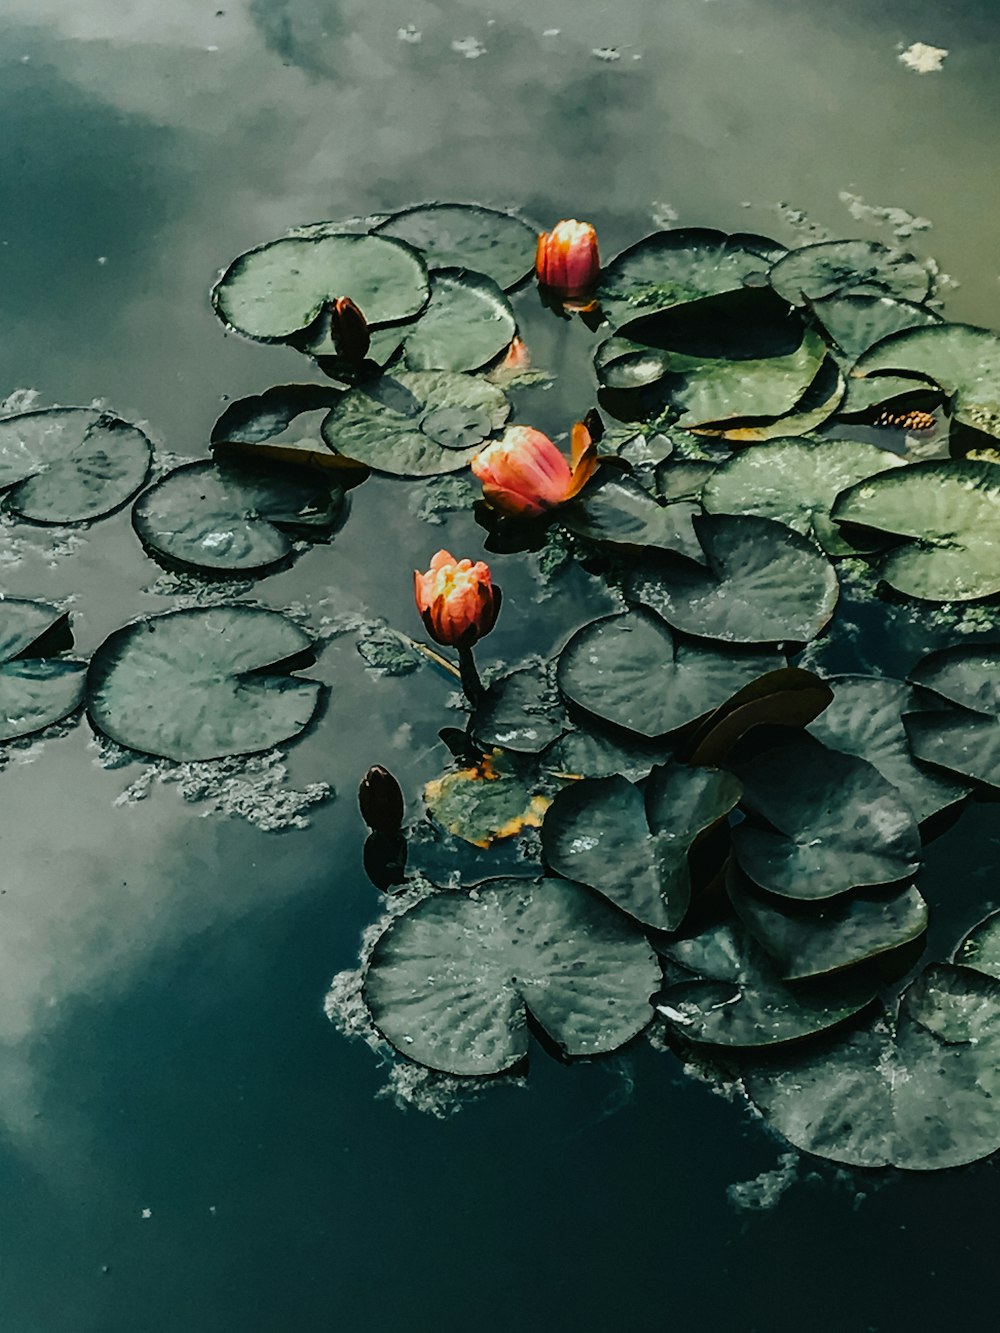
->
<box><xmin>414</xmin><ymin>550</ymin><xmax>501</xmax><ymax>647</ymax></box>
<box><xmin>535</xmin><ymin>220</ymin><xmax>601</xmax><ymax>297</ymax></box>
<box><xmin>471</xmin><ymin>423</ymin><xmax>599</xmax><ymax>518</ymax></box>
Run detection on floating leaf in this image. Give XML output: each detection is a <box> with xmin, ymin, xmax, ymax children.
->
<box><xmin>373</xmin><ymin>203</ymin><xmax>538</xmax><ymax>291</ymax></box>
<box><xmin>542</xmin><ymin>765</ymin><xmax>741</xmax><ymax>930</ymax></box>
<box><xmin>404</xmin><ymin>269</ymin><xmax>516</xmax><ymax>373</ymax></box>
<box><xmin>831</xmin><ymin>460</ymin><xmax>1000</xmax><ymax>601</ymax></box>
<box><xmin>903</xmin><ymin>711</ymin><xmax>1000</xmax><ymax>790</ymax></box>
<box><xmin>470</xmin><ymin>668</ymin><xmax>566</xmax><ymax>755</ymax></box>
<box><xmin>0</xmin><ymin>408</ymin><xmax>152</xmax><ymax>524</ymax></box>
<box><xmin>556</xmin><ymin>609</ymin><xmax>781</xmax><ymax>739</ymax></box>
<box><xmin>698</xmin><ymin>356</ymin><xmax>845</xmax><ymax>443</ymax></box>
<box><xmin>559</xmin><ymin>473</ymin><xmax>704</xmax><ymax>562</ymax></box>
<box><xmin>769</xmin><ymin>240</ymin><xmax>930</xmax><ymax>306</ymax></box>
<box><xmin>0</xmin><ymin>600</ymin><xmax>86</xmax><ymax>742</ymax></box>
<box><xmin>362</xmin><ymin>876</ymin><xmax>661</xmax><ymax>1075</ymax></box>
<box><xmin>954</xmin><ymin>912</ymin><xmax>1000</xmax><ymax>979</ymax></box>
<box><xmin>908</xmin><ymin>642</ymin><xmax>1000</xmax><ymax>715</ymax></box>
<box><xmin>730</xmin><ymin>733</ymin><xmax>921</xmax><ymax>899</ymax></box>
<box><xmin>321</xmin><ymin>370</ymin><xmax>509</xmax><ymax>476</ymax></box>
<box><xmin>688</xmin><ymin>667</ymin><xmax>834</xmax><ymax>766</ymax></box>
<box><xmin>810</xmin><ymin>293</ymin><xmax>942</xmax><ymax>361</ymax></box>
<box><xmin>211</xmin><ymin>384</ymin><xmax>345</xmax><ymax>444</ymax></box>
<box><xmin>625</xmin><ymin>514</ymin><xmax>839</xmax><ymax>644</ymax></box>
<box><xmin>543</xmin><ymin>728</ymin><xmax>673</xmax><ymax>783</ymax></box>
<box><xmin>656</xmin><ymin>459</ymin><xmax>718</xmax><ymax>502</ymax></box>
<box><xmin>424</xmin><ymin>753</ymin><xmax>550</xmax><ymax>848</ymax></box>
<box><xmin>86</xmin><ymin>606</ymin><xmax>322</xmax><ymax>761</ymax></box>
<box><xmin>132</xmin><ymin>460</ymin><xmax>346</xmax><ymax>575</ymax></box>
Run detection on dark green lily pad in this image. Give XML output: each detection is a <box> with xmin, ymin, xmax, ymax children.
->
<box><xmin>211</xmin><ymin>384</ymin><xmax>345</xmax><ymax>444</ymax></box>
<box><xmin>831</xmin><ymin>460</ymin><xmax>1000</xmax><ymax>601</ymax></box>
<box><xmin>625</xmin><ymin>514</ymin><xmax>839</xmax><ymax>645</ymax></box>
<box><xmin>700</xmin><ymin>437</ymin><xmax>904</xmax><ymax>555</ymax></box>
<box><xmin>132</xmin><ymin>460</ymin><xmax>346</xmax><ymax>575</ymax></box>
<box><xmin>559</xmin><ymin>474</ymin><xmax>705</xmax><ymax>563</ymax></box>
<box><xmin>404</xmin><ymin>269</ymin><xmax>516</xmax><ymax>373</ymax></box>
<box><xmin>656</xmin><ymin>459</ymin><xmax>719</xmax><ymax>502</ymax></box>
<box><xmin>657</xmin><ymin>920</ymin><xmax>875</xmax><ymax>1048</ymax></box>
<box><xmin>543</xmin><ymin>730</ymin><xmax>674</xmax><ymax>783</ymax></box>
<box><xmin>556</xmin><ymin>609</ymin><xmax>781</xmax><ymax>739</ymax></box>
<box><xmin>769</xmin><ymin>240</ymin><xmax>930</xmax><ymax>306</ymax></box>
<box><xmin>810</xmin><ymin>294</ymin><xmax>942</xmax><ymax>362</ymax></box>
<box><xmin>86</xmin><ymin>606</ymin><xmax>322</xmax><ymax>762</ymax></box>
<box><xmin>470</xmin><ymin>668</ymin><xmax>566</xmax><ymax>755</ymax></box>
<box><xmin>594</xmin><ymin>337</ymin><xmax>670</xmax><ymax>391</ymax></box>
<box><xmin>744</xmin><ymin>964</ymin><xmax>1000</xmax><ymax>1169</ymax></box>
<box><xmin>700</xmin><ymin>356</ymin><xmax>845</xmax><ymax>443</ymax></box>
<box><xmin>541</xmin><ymin>764</ymin><xmax>741</xmax><ymax>930</ymax></box>
<box><xmin>0</xmin><ymin>408</ymin><xmax>152</xmax><ymax>525</ymax></box>
<box><xmin>688</xmin><ymin>667</ymin><xmax>834</xmax><ymax>766</ymax></box>
<box><xmin>212</xmin><ymin>232</ymin><xmax>429</xmax><ymax>340</ymax></box>
<box><xmin>0</xmin><ymin>600</ymin><xmax>86</xmax><ymax>742</ymax></box>
<box><xmin>806</xmin><ymin>675</ymin><xmax>970</xmax><ymax>821</ymax></box>
<box><xmin>321</xmin><ymin>370</ymin><xmax>509</xmax><ymax>476</ymax></box>
<box><xmin>908</xmin><ymin>643</ymin><xmax>1000</xmax><ymax>716</ymax></box>
<box><xmin>853</xmin><ymin>323</ymin><xmax>1000</xmax><ymax>438</ymax></box>
<box><xmin>903</xmin><ymin>711</ymin><xmax>1000</xmax><ymax>790</ymax></box>
<box><xmin>954</xmin><ymin>912</ymin><xmax>1000</xmax><ymax>979</ymax></box>
<box><xmin>373</xmin><ymin>203</ymin><xmax>538</xmax><ymax>292</ymax></box>
<box><xmin>730</xmin><ymin>733</ymin><xmax>921</xmax><ymax>899</ymax></box>
<box><xmin>729</xmin><ymin>866</ymin><xmax>928</xmax><ymax>980</ymax></box>
<box><xmin>362</xmin><ymin>876</ymin><xmax>661</xmax><ymax>1075</ymax></box>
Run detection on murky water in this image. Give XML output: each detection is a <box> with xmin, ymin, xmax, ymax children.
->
<box><xmin>1</xmin><ymin>3</ymin><xmax>999</xmax><ymax>1329</ymax></box>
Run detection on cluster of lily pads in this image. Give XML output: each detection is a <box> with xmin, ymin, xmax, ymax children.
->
<box><xmin>2</xmin><ymin>201</ymin><xmax>999</xmax><ymax>1172</ymax></box>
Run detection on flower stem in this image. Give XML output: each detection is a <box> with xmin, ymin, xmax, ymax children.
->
<box><xmin>457</xmin><ymin>645</ymin><xmax>485</xmax><ymax>708</ymax></box>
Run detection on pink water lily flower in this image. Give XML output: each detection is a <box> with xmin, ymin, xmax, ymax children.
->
<box><xmin>413</xmin><ymin>550</ymin><xmax>501</xmax><ymax>647</ymax></box>
<box><xmin>471</xmin><ymin>423</ymin><xmax>598</xmax><ymax>517</ymax></box>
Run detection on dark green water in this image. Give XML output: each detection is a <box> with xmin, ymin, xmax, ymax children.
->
<box><xmin>1</xmin><ymin>2</ymin><xmax>999</xmax><ymax>1329</ymax></box>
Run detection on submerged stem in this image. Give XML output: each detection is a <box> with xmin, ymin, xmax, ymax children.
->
<box><xmin>457</xmin><ymin>645</ymin><xmax>484</xmax><ymax>707</ymax></box>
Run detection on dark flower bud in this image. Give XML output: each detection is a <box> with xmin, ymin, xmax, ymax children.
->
<box><xmin>331</xmin><ymin>296</ymin><xmax>370</xmax><ymax>362</ymax></box>
<box><xmin>358</xmin><ymin>764</ymin><xmax>404</xmax><ymax>832</ymax></box>
<box><xmin>363</xmin><ymin>832</ymin><xmax>408</xmax><ymax>892</ymax></box>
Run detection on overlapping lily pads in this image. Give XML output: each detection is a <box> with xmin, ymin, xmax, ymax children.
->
<box><xmin>373</xmin><ymin>203</ymin><xmax>538</xmax><ymax>291</ymax></box>
<box><xmin>768</xmin><ymin>239</ymin><xmax>930</xmax><ymax>306</ymax></box>
<box><xmin>470</xmin><ymin>668</ymin><xmax>566</xmax><ymax>755</ymax></box>
<box><xmin>423</xmin><ymin>754</ymin><xmax>550</xmax><ymax>847</ymax></box>
<box><xmin>0</xmin><ymin>600</ymin><xmax>86</xmax><ymax>741</ymax></box>
<box><xmin>402</xmin><ymin>268</ymin><xmax>516</xmax><ymax>373</ymax></box>
<box><xmin>362</xmin><ymin>876</ymin><xmax>661</xmax><ymax>1075</ymax></box>
<box><xmin>559</xmin><ymin>473</ymin><xmax>704</xmax><ymax>562</ymax></box>
<box><xmin>903</xmin><ymin>644</ymin><xmax>1000</xmax><ymax>789</ymax></box>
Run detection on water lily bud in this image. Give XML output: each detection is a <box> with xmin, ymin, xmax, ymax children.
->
<box><xmin>471</xmin><ymin>422</ymin><xmax>598</xmax><ymax>517</ymax></box>
<box><xmin>363</xmin><ymin>831</ymin><xmax>408</xmax><ymax>891</ymax></box>
<box><xmin>535</xmin><ymin>220</ymin><xmax>601</xmax><ymax>297</ymax></box>
<box><xmin>413</xmin><ymin>550</ymin><xmax>501</xmax><ymax>648</ymax></box>
<box><xmin>331</xmin><ymin>296</ymin><xmax>370</xmax><ymax>362</ymax></box>
<box><xmin>358</xmin><ymin>764</ymin><xmax>405</xmax><ymax>832</ymax></box>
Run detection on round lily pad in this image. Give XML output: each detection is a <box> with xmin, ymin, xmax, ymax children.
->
<box><xmin>831</xmin><ymin>460</ymin><xmax>1000</xmax><ymax>601</ymax></box>
<box><xmin>543</xmin><ymin>729</ymin><xmax>674</xmax><ymax>783</ymax></box>
<box><xmin>373</xmin><ymin>203</ymin><xmax>538</xmax><ymax>291</ymax></box>
<box><xmin>811</xmin><ymin>294</ymin><xmax>942</xmax><ymax>362</ymax></box>
<box><xmin>0</xmin><ymin>600</ymin><xmax>86</xmax><ymax>742</ymax></box>
<box><xmin>403</xmin><ymin>268</ymin><xmax>516</xmax><ymax>373</ymax></box>
<box><xmin>556</xmin><ymin>609</ymin><xmax>781</xmax><ymax>739</ymax></box>
<box><xmin>625</xmin><ymin>514</ymin><xmax>839</xmax><ymax>644</ymax></box>
<box><xmin>132</xmin><ymin>460</ymin><xmax>346</xmax><ymax>575</ymax></box>
<box><xmin>86</xmin><ymin>606</ymin><xmax>322</xmax><ymax>761</ymax></box>
<box><xmin>903</xmin><ymin>711</ymin><xmax>1000</xmax><ymax>791</ymax></box>
<box><xmin>212</xmin><ymin>232</ymin><xmax>429</xmax><ymax>340</ymax></box>
<box><xmin>744</xmin><ymin>964</ymin><xmax>1000</xmax><ymax>1169</ymax></box>
<box><xmin>559</xmin><ymin>474</ymin><xmax>705</xmax><ymax>563</ymax></box>
<box><xmin>700</xmin><ymin>437</ymin><xmax>905</xmax><ymax>555</ymax></box>
<box><xmin>321</xmin><ymin>370</ymin><xmax>509</xmax><ymax>476</ymax></box>
<box><xmin>470</xmin><ymin>668</ymin><xmax>566</xmax><ymax>755</ymax></box>
<box><xmin>730</xmin><ymin>733</ymin><xmax>922</xmax><ymax>899</ymax></box>
<box><xmin>908</xmin><ymin>642</ymin><xmax>1000</xmax><ymax>714</ymax></box>
<box><xmin>362</xmin><ymin>876</ymin><xmax>661</xmax><ymax>1075</ymax></box>
<box><xmin>0</xmin><ymin>408</ymin><xmax>152</xmax><ymax>525</ymax></box>
<box><xmin>211</xmin><ymin>384</ymin><xmax>345</xmax><ymax>444</ymax></box>
<box><xmin>955</xmin><ymin>912</ymin><xmax>1000</xmax><ymax>979</ymax></box>
<box><xmin>701</xmin><ymin>356</ymin><xmax>845</xmax><ymax>443</ymax></box>
<box><xmin>768</xmin><ymin>240</ymin><xmax>930</xmax><ymax>306</ymax></box>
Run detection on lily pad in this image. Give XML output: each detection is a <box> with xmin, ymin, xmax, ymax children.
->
<box><xmin>212</xmin><ymin>232</ymin><xmax>429</xmax><ymax>340</ymax></box>
<box><xmin>699</xmin><ymin>356</ymin><xmax>844</xmax><ymax>443</ymax></box>
<box><xmin>769</xmin><ymin>240</ymin><xmax>930</xmax><ymax>306</ymax></box>
<box><xmin>424</xmin><ymin>753</ymin><xmax>550</xmax><ymax>848</ymax></box>
<box><xmin>656</xmin><ymin>459</ymin><xmax>718</xmax><ymax>502</ymax></box>
<box><xmin>470</xmin><ymin>668</ymin><xmax>566</xmax><ymax>755</ymax></box>
<box><xmin>954</xmin><ymin>912</ymin><xmax>1000</xmax><ymax>979</ymax></box>
<box><xmin>542</xmin><ymin>729</ymin><xmax>674</xmax><ymax>783</ymax></box>
<box><xmin>810</xmin><ymin>293</ymin><xmax>942</xmax><ymax>362</ymax></box>
<box><xmin>0</xmin><ymin>408</ymin><xmax>152</xmax><ymax>525</ymax></box>
<box><xmin>903</xmin><ymin>711</ymin><xmax>1000</xmax><ymax>790</ymax></box>
<box><xmin>86</xmin><ymin>606</ymin><xmax>322</xmax><ymax>761</ymax></box>
<box><xmin>211</xmin><ymin>384</ymin><xmax>345</xmax><ymax>444</ymax></box>
<box><xmin>404</xmin><ymin>269</ymin><xmax>516</xmax><ymax>373</ymax></box>
<box><xmin>132</xmin><ymin>460</ymin><xmax>346</xmax><ymax>575</ymax></box>
<box><xmin>541</xmin><ymin>764</ymin><xmax>742</xmax><ymax>930</ymax></box>
<box><xmin>831</xmin><ymin>460</ymin><xmax>1000</xmax><ymax>601</ymax></box>
<box><xmin>0</xmin><ymin>600</ymin><xmax>86</xmax><ymax>742</ymax></box>
<box><xmin>373</xmin><ymin>203</ymin><xmax>538</xmax><ymax>291</ymax></box>
<box><xmin>657</xmin><ymin>919</ymin><xmax>875</xmax><ymax>1048</ymax></box>
<box><xmin>730</xmin><ymin>733</ymin><xmax>921</xmax><ymax>899</ymax></box>
<box><xmin>688</xmin><ymin>667</ymin><xmax>834</xmax><ymax>766</ymax></box>
<box><xmin>744</xmin><ymin>964</ymin><xmax>1000</xmax><ymax>1169</ymax></box>
<box><xmin>362</xmin><ymin>876</ymin><xmax>661</xmax><ymax>1075</ymax></box>
<box><xmin>556</xmin><ymin>609</ymin><xmax>781</xmax><ymax>739</ymax></box>
<box><xmin>559</xmin><ymin>474</ymin><xmax>705</xmax><ymax>563</ymax></box>
<box><xmin>700</xmin><ymin>437</ymin><xmax>905</xmax><ymax>555</ymax></box>
<box><xmin>625</xmin><ymin>514</ymin><xmax>839</xmax><ymax>644</ymax></box>
<box><xmin>321</xmin><ymin>370</ymin><xmax>509</xmax><ymax>476</ymax></box>
<box><xmin>908</xmin><ymin>643</ymin><xmax>1000</xmax><ymax>714</ymax></box>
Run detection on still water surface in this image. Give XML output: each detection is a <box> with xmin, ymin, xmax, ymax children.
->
<box><xmin>1</xmin><ymin>2</ymin><xmax>999</xmax><ymax>1329</ymax></box>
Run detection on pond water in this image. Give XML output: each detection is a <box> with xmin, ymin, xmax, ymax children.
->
<box><xmin>1</xmin><ymin>2</ymin><xmax>999</xmax><ymax>1330</ymax></box>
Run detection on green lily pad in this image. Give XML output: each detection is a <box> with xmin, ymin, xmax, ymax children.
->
<box><xmin>769</xmin><ymin>240</ymin><xmax>930</xmax><ymax>306</ymax></box>
<box><xmin>211</xmin><ymin>384</ymin><xmax>345</xmax><ymax>444</ymax></box>
<box><xmin>0</xmin><ymin>600</ymin><xmax>86</xmax><ymax>742</ymax></box>
<box><xmin>543</xmin><ymin>729</ymin><xmax>674</xmax><ymax>783</ymax></box>
<box><xmin>744</xmin><ymin>964</ymin><xmax>1000</xmax><ymax>1169</ymax></box>
<box><xmin>657</xmin><ymin>919</ymin><xmax>875</xmax><ymax>1048</ymax></box>
<box><xmin>321</xmin><ymin>370</ymin><xmax>509</xmax><ymax>476</ymax></box>
<box><xmin>0</xmin><ymin>408</ymin><xmax>152</xmax><ymax>525</ymax></box>
<box><xmin>212</xmin><ymin>232</ymin><xmax>429</xmax><ymax>340</ymax></box>
<box><xmin>373</xmin><ymin>203</ymin><xmax>538</xmax><ymax>292</ymax></box>
<box><xmin>656</xmin><ymin>459</ymin><xmax>718</xmax><ymax>502</ymax></box>
<box><xmin>853</xmin><ymin>323</ymin><xmax>1000</xmax><ymax>437</ymax></box>
<box><xmin>594</xmin><ymin>337</ymin><xmax>671</xmax><ymax>391</ymax></box>
<box><xmin>132</xmin><ymin>460</ymin><xmax>346</xmax><ymax>575</ymax></box>
<box><xmin>810</xmin><ymin>293</ymin><xmax>942</xmax><ymax>361</ymax></box>
<box><xmin>837</xmin><ymin>372</ymin><xmax>941</xmax><ymax>418</ymax></box>
<box><xmin>806</xmin><ymin>675</ymin><xmax>970</xmax><ymax>821</ymax></box>
<box><xmin>470</xmin><ymin>668</ymin><xmax>566</xmax><ymax>755</ymax></box>
<box><xmin>729</xmin><ymin>867</ymin><xmax>928</xmax><ymax>980</ymax></box>
<box><xmin>362</xmin><ymin>876</ymin><xmax>661</xmax><ymax>1075</ymax></box>
<box><xmin>625</xmin><ymin>514</ymin><xmax>839</xmax><ymax>645</ymax></box>
<box><xmin>596</xmin><ymin>229</ymin><xmax>780</xmax><ymax>329</ymax></box>
<box><xmin>730</xmin><ymin>733</ymin><xmax>921</xmax><ymax>899</ymax></box>
<box><xmin>903</xmin><ymin>711</ymin><xmax>1000</xmax><ymax>790</ymax></box>
<box><xmin>559</xmin><ymin>474</ymin><xmax>705</xmax><ymax>563</ymax></box>
<box><xmin>556</xmin><ymin>608</ymin><xmax>781</xmax><ymax>739</ymax></box>
<box><xmin>700</xmin><ymin>356</ymin><xmax>844</xmax><ymax>443</ymax></box>
<box><xmin>831</xmin><ymin>460</ymin><xmax>1000</xmax><ymax>601</ymax></box>
<box><xmin>908</xmin><ymin>642</ymin><xmax>1000</xmax><ymax>714</ymax></box>
<box><xmin>954</xmin><ymin>912</ymin><xmax>1000</xmax><ymax>979</ymax></box>
<box><xmin>424</xmin><ymin>754</ymin><xmax>550</xmax><ymax>848</ymax></box>
<box><xmin>700</xmin><ymin>437</ymin><xmax>905</xmax><ymax>555</ymax></box>
<box><xmin>404</xmin><ymin>268</ymin><xmax>516</xmax><ymax>373</ymax></box>
<box><xmin>541</xmin><ymin>764</ymin><xmax>741</xmax><ymax>930</ymax></box>
<box><xmin>86</xmin><ymin>606</ymin><xmax>322</xmax><ymax>762</ymax></box>
<box><xmin>688</xmin><ymin>667</ymin><xmax>834</xmax><ymax>766</ymax></box>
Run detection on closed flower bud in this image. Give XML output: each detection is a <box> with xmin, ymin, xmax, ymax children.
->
<box><xmin>471</xmin><ymin>422</ymin><xmax>598</xmax><ymax>517</ymax></box>
<box><xmin>413</xmin><ymin>550</ymin><xmax>501</xmax><ymax>648</ymax></box>
<box><xmin>535</xmin><ymin>220</ymin><xmax>601</xmax><ymax>297</ymax></box>
<box><xmin>331</xmin><ymin>296</ymin><xmax>370</xmax><ymax>362</ymax></box>
<box><xmin>358</xmin><ymin>764</ymin><xmax>405</xmax><ymax>832</ymax></box>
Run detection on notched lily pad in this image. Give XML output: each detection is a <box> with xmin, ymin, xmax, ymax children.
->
<box><xmin>470</xmin><ymin>668</ymin><xmax>566</xmax><ymax>755</ymax></box>
<box><xmin>403</xmin><ymin>269</ymin><xmax>516</xmax><ymax>373</ymax></box>
<box><xmin>559</xmin><ymin>473</ymin><xmax>705</xmax><ymax>563</ymax></box>
<box><xmin>0</xmin><ymin>599</ymin><xmax>86</xmax><ymax>741</ymax></box>
<box><xmin>769</xmin><ymin>240</ymin><xmax>930</xmax><ymax>306</ymax></box>
<box><xmin>211</xmin><ymin>384</ymin><xmax>345</xmax><ymax>444</ymax></box>
<box><xmin>373</xmin><ymin>203</ymin><xmax>538</xmax><ymax>292</ymax></box>
<box><xmin>362</xmin><ymin>876</ymin><xmax>661</xmax><ymax>1075</ymax></box>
